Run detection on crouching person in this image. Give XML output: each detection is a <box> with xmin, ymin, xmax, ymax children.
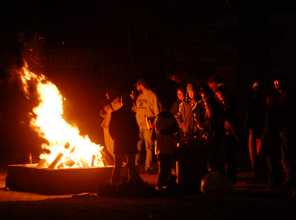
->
<box><xmin>109</xmin><ymin>95</ymin><xmax>140</xmax><ymax>185</ymax></box>
<box><xmin>154</xmin><ymin>100</ymin><xmax>179</xmax><ymax>190</ymax></box>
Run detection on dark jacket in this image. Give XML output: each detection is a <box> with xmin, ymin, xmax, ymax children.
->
<box><xmin>245</xmin><ymin>91</ymin><xmax>266</xmax><ymax>137</ymax></box>
<box><xmin>109</xmin><ymin>108</ymin><xmax>139</xmax><ymax>154</ymax></box>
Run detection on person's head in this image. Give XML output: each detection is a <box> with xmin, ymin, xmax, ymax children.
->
<box><xmin>133</xmin><ymin>79</ymin><xmax>148</xmax><ymax>94</ymax></box>
<box><xmin>274</xmin><ymin>74</ymin><xmax>288</xmax><ymax>93</ymax></box>
<box><xmin>186</xmin><ymin>83</ymin><xmax>197</xmax><ymax>100</ymax></box>
<box><xmin>215</xmin><ymin>84</ymin><xmax>229</xmax><ymax>102</ymax></box>
<box><xmin>200</xmin><ymin>86</ymin><xmax>214</xmax><ymax>102</ymax></box>
<box><xmin>120</xmin><ymin>94</ymin><xmax>133</xmax><ymax>110</ymax></box>
<box><xmin>176</xmin><ymin>87</ymin><xmax>185</xmax><ymax>101</ymax></box>
<box><xmin>160</xmin><ymin>100</ymin><xmax>172</xmax><ymax>112</ymax></box>
<box><xmin>207</xmin><ymin>75</ymin><xmax>219</xmax><ymax>92</ymax></box>
<box><xmin>167</xmin><ymin>70</ymin><xmax>181</xmax><ymax>85</ymax></box>
<box><xmin>188</xmin><ymin>90</ymin><xmax>197</xmax><ymax>100</ymax></box>
<box><xmin>252</xmin><ymin>81</ymin><xmax>263</xmax><ymax>97</ymax></box>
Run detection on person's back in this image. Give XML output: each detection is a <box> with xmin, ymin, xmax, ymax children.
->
<box><xmin>109</xmin><ymin>107</ymin><xmax>139</xmax><ymax>154</ymax></box>
<box><xmin>109</xmin><ymin>95</ymin><xmax>139</xmax><ymax>185</ymax></box>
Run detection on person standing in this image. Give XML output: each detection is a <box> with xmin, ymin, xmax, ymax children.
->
<box><xmin>132</xmin><ymin>79</ymin><xmax>161</xmax><ymax>174</ymax></box>
<box><xmin>274</xmin><ymin>75</ymin><xmax>296</xmax><ymax>188</ymax></box>
<box><xmin>170</xmin><ymin>87</ymin><xmax>185</xmax><ymax>116</ymax></box>
<box><xmin>245</xmin><ymin>82</ymin><xmax>266</xmax><ymax>183</ymax></box>
<box><xmin>109</xmin><ymin>95</ymin><xmax>139</xmax><ymax>185</ymax></box>
<box><xmin>215</xmin><ymin>84</ymin><xmax>238</xmax><ymax>184</ymax></box>
<box><xmin>154</xmin><ymin>100</ymin><xmax>179</xmax><ymax>190</ymax></box>
<box><xmin>262</xmin><ymin>90</ymin><xmax>282</xmax><ymax>189</ymax></box>
<box><xmin>100</xmin><ymin>88</ymin><xmax>122</xmax><ymax>163</ymax></box>
<box><xmin>197</xmin><ymin>94</ymin><xmax>225</xmax><ymax>174</ymax></box>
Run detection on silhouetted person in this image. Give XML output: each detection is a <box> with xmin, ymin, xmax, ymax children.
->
<box><xmin>274</xmin><ymin>74</ymin><xmax>296</xmax><ymax>188</ymax></box>
<box><xmin>262</xmin><ymin>90</ymin><xmax>282</xmax><ymax>189</ymax></box>
<box><xmin>245</xmin><ymin>82</ymin><xmax>266</xmax><ymax>183</ymax></box>
<box><xmin>215</xmin><ymin>84</ymin><xmax>238</xmax><ymax>184</ymax></box>
<box><xmin>100</xmin><ymin>88</ymin><xmax>121</xmax><ymax>162</ymax></box>
<box><xmin>197</xmin><ymin>92</ymin><xmax>225</xmax><ymax>175</ymax></box>
<box><xmin>154</xmin><ymin>100</ymin><xmax>179</xmax><ymax>190</ymax></box>
<box><xmin>109</xmin><ymin>95</ymin><xmax>139</xmax><ymax>185</ymax></box>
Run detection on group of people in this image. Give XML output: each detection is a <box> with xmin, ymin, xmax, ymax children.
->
<box><xmin>100</xmin><ymin>73</ymin><xmax>296</xmax><ymax>191</ymax></box>
<box><xmin>246</xmin><ymin>75</ymin><xmax>296</xmax><ymax>190</ymax></box>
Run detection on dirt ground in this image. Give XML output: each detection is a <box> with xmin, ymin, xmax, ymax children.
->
<box><xmin>0</xmin><ymin>187</ymin><xmax>295</xmax><ymax>220</ymax></box>
<box><xmin>1</xmin><ymin>148</ymin><xmax>296</xmax><ymax>220</ymax></box>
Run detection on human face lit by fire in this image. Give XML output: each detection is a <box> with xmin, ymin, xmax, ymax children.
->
<box><xmin>136</xmin><ymin>84</ymin><xmax>143</xmax><ymax>94</ymax></box>
<box><xmin>189</xmin><ymin>90</ymin><xmax>196</xmax><ymax>100</ymax></box>
<box><xmin>208</xmin><ymin>82</ymin><xmax>218</xmax><ymax>92</ymax></box>
<box><xmin>201</xmin><ymin>93</ymin><xmax>208</xmax><ymax>102</ymax></box>
<box><xmin>177</xmin><ymin>89</ymin><xmax>185</xmax><ymax>101</ymax></box>
<box><xmin>274</xmin><ymin>80</ymin><xmax>280</xmax><ymax>91</ymax></box>
<box><xmin>215</xmin><ymin>91</ymin><xmax>224</xmax><ymax>102</ymax></box>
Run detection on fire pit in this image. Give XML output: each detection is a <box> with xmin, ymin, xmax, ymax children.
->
<box><xmin>6</xmin><ymin>164</ymin><xmax>116</xmax><ymax>195</ymax></box>
<box><xmin>7</xmin><ymin>60</ymin><xmax>124</xmax><ymax>195</ymax></box>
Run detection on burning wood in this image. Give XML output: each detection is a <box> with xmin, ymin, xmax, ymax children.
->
<box><xmin>48</xmin><ymin>152</ymin><xmax>64</xmax><ymax>169</ymax></box>
<box><xmin>16</xmin><ymin>60</ymin><xmax>106</xmax><ymax>169</ymax></box>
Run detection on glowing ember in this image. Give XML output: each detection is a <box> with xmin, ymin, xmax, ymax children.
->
<box><xmin>17</xmin><ymin>61</ymin><xmax>104</xmax><ymax>168</ymax></box>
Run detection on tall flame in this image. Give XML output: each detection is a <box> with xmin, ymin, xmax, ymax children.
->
<box><xmin>18</xmin><ymin>61</ymin><xmax>104</xmax><ymax>168</ymax></box>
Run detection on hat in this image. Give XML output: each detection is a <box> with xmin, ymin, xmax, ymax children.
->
<box><xmin>133</xmin><ymin>79</ymin><xmax>148</xmax><ymax>86</ymax></box>
<box><xmin>252</xmin><ymin>82</ymin><xmax>259</xmax><ymax>90</ymax></box>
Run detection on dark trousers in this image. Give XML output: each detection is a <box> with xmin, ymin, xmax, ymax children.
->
<box><xmin>224</xmin><ymin>135</ymin><xmax>237</xmax><ymax>184</ymax></box>
<box><xmin>157</xmin><ymin>154</ymin><xmax>173</xmax><ymax>188</ymax></box>
<box><xmin>262</xmin><ymin>135</ymin><xmax>282</xmax><ymax>188</ymax></box>
<box><xmin>111</xmin><ymin>153</ymin><xmax>136</xmax><ymax>184</ymax></box>
<box><xmin>280</xmin><ymin>130</ymin><xmax>296</xmax><ymax>183</ymax></box>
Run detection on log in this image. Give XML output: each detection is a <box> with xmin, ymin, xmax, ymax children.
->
<box><xmin>48</xmin><ymin>152</ymin><xmax>64</xmax><ymax>169</ymax></box>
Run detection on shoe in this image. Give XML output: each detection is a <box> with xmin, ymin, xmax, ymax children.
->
<box><xmin>155</xmin><ymin>185</ymin><xmax>167</xmax><ymax>191</ymax></box>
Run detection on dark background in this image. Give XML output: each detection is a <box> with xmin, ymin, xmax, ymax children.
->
<box><xmin>1</xmin><ymin>0</ymin><xmax>296</xmax><ymax>166</ymax></box>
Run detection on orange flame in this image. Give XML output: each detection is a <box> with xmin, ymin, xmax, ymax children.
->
<box><xmin>18</xmin><ymin>61</ymin><xmax>104</xmax><ymax>168</ymax></box>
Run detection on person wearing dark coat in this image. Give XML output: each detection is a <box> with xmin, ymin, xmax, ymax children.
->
<box><xmin>197</xmin><ymin>95</ymin><xmax>225</xmax><ymax>175</ymax></box>
<box><xmin>245</xmin><ymin>82</ymin><xmax>266</xmax><ymax>183</ymax></box>
<box><xmin>109</xmin><ymin>95</ymin><xmax>140</xmax><ymax>185</ymax></box>
<box><xmin>215</xmin><ymin>84</ymin><xmax>238</xmax><ymax>184</ymax></box>
<box><xmin>274</xmin><ymin>75</ymin><xmax>296</xmax><ymax>188</ymax></box>
<box><xmin>262</xmin><ymin>90</ymin><xmax>282</xmax><ymax>189</ymax></box>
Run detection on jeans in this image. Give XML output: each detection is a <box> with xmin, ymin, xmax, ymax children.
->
<box><xmin>111</xmin><ymin>154</ymin><xmax>136</xmax><ymax>184</ymax></box>
<box><xmin>136</xmin><ymin>129</ymin><xmax>153</xmax><ymax>171</ymax></box>
<box><xmin>248</xmin><ymin>131</ymin><xmax>262</xmax><ymax>180</ymax></box>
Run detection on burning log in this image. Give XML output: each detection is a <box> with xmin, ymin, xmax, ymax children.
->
<box><xmin>64</xmin><ymin>157</ymin><xmax>75</xmax><ymax>167</ymax></box>
<box><xmin>48</xmin><ymin>152</ymin><xmax>64</xmax><ymax>169</ymax></box>
<box><xmin>91</xmin><ymin>155</ymin><xmax>96</xmax><ymax>167</ymax></box>
<box><xmin>80</xmin><ymin>157</ymin><xmax>89</xmax><ymax>168</ymax></box>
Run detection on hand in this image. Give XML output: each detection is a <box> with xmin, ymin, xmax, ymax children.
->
<box><xmin>130</xmin><ymin>91</ymin><xmax>136</xmax><ymax>100</ymax></box>
<box><xmin>196</xmin><ymin>123</ymin><xmax>203</xmax><ymax>130</ymax></box>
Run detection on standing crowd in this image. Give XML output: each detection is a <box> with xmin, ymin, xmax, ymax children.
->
<box><xmin>100</xmin><ymin>73</ymin><xmax>296</xmax><ymax>191</ymax></box>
